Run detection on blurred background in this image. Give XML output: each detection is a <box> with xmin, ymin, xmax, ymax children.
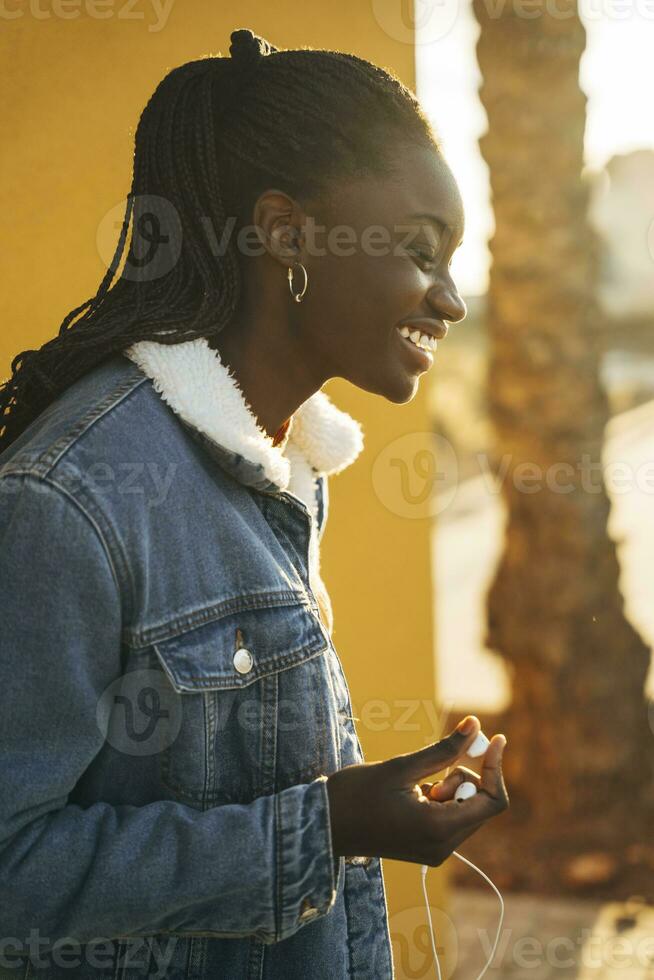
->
<box><xmin>2</xmin><ymin>0</ymin><xmax>654</xmax><ymax>976</ymax></box>
<box><xmin>421</xmin><ymin>1</ymin><xmax>654</xmax><ymax>975</ymax></box>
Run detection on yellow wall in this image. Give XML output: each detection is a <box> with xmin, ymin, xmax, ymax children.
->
<box><xmin>1</xmin><ymin>3</ymin><xmax>448</xmax><ymax>975</ymax></box>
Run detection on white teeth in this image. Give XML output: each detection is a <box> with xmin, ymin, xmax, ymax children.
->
<box><xmin>398</xmin><ymin>326</ymin><xmax>437</xmax><ymax>353</ymax></box>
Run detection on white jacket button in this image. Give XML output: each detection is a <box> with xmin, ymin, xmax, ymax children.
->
<box><xmin>233</xmin><ymin>647</ymin><xmax>253</xmax><ymax>674</ymax></box>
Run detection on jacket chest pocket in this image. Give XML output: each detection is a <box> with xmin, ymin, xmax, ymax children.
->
<box><xmin>152</xmin><ymin>601</ymin><xmax>336</xmax><ymax>808</ymax></box>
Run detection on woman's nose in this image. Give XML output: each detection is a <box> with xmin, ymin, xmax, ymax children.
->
<box><xmin>428</xmin><ymin>282</ymin><xmax>467</xmax><ymax>324</ymax></box>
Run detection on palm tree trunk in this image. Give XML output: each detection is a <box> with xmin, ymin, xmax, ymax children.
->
<box><xmin>469</xmin><ymin>0</ymin><xmax>654</xmax><ymax>888</ymax></box>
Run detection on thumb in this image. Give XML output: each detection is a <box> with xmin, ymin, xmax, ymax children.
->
<box><xmin>387</xmin><ymin>716</ymin><xmax>481</xmax><ymax>786</ymax></box>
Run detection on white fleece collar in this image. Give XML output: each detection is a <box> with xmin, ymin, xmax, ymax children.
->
<box><xmin>123</xmin><ymin>337</ymin><xmax>365</xmax><ymax>499</ymax></box>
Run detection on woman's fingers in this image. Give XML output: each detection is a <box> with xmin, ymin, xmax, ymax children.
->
<box><xmin>421</xmin><ymin>732</ymin><xmax>507</xmax><ymax>803</ymax></box>
<box><xmin>419</xmin><ymin>735</ymin><xmax>509</xmax><ymax>837</ymax></box>
<box><xmin>478</xmin><ymin>734</ymin><xmax>508</xmax><ymax>799</ymax></box>
<box><xmin>424</xmin><ymin>766</ymin><xmax>481</xmax><ymax>802</ymax></box>
<box><xmin>443</xmin><ymin>734</ymin><xmax>509</xmax><ymax>827</ymax></box>
<box><xmin>386</xmin><ymin>716</ymin><xmax>482</xmax><ymax>788</ymax></box>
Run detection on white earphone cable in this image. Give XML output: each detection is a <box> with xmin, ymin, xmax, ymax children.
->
<box><xmin>420</xmin><ymin>863</ymin><xmax>443</xmax><ymax>980</ymax></box>
<box><xmin>420</xmin><ymin>855</ymin><xmax>504</xmax><ymax>980</ymax></box>
<box><xmin>419</xmin><ymin>764</ymin><xmax>505</xmax><ymax>979</ymax></box>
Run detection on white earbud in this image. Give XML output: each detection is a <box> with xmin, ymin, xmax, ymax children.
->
<box><xmin>454</xmin><ymin>780</ymin><xmax>478</xmax><ymax>802</ymax></box>
<box><xmin>466</xmin><ymin>731</ymin><xmax>490</xmax><ymax>758</ymax></box>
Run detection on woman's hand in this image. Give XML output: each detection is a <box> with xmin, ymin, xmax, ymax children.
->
<box><xmin>326</xmin><ymin>716</ymin><xmax>509</xmax><ymax>867</ymax></box>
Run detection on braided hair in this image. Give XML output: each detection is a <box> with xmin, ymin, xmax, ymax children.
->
<box><xmin>0</xmin><ymin>28</ymin><xmax>439</xmax><ymax>452</ymax></box>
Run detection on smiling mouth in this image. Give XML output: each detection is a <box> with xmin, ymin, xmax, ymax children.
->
<box><xmin>397</xmin><ymin>325</ymin><xmax>439</xmax><ymax>353</ymax></box>
<box><xmin>395</xmin><ymin>326</ymin><xmax>435</xmax><ymax>368</ymax></box>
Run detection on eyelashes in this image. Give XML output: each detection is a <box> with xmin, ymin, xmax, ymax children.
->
<box><xmin>409</xmin><ymin>242</ymin><xmax>460</xmax><ymax>272</ymax></box>
<box><xmin>409</xmin><ymin>246</ymin><xmax>438</xmax><ymax>268</ymax></box>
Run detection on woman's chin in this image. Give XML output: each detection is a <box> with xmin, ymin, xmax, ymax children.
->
<box><xmin>349</xmin><ymin>367</ymin><xmax>420</xmax><ymax>404</ymax></box>
<box><xmin>384</xmin><ymin>379</ymin><xmax>420</xmax><ymax>405</ymax></box>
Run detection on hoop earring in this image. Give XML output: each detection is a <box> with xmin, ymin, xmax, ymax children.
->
<box><xmin>287</xmin><ymin>261</ymin><xmax>308</xmax><ymax>303</ymax></box>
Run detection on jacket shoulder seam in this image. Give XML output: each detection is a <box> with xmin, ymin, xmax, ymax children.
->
<box><xmin>1</xmin><ymin>472</ymin><xmax>126</xmax><ymax>615</ymax></box>
<box><xmin>0</xmin><ymin>362</ymin><xmax>147</xmax><ymax>481</ymax></box>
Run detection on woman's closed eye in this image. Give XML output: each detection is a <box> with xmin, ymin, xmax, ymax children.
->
<box><xmin>408</xmin><ymin>245</ymin><xmax>439</xmax><ymax>269</ymax></box>
<box><xmin>409</xmin><ymin>237</ymin><xmax>463</xmax><ymax>272</ymax></box>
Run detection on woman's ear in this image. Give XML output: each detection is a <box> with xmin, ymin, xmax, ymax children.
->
<box><xmin>252</xmin><ymin>188</ymin><xmax>305</xmax><ymax>266</ymax></box>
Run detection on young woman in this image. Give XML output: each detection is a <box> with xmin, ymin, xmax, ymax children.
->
<box><xmin>0</xmin><ymin>28</ymin><xmax>509</xmax><ymax>980</ymax></box>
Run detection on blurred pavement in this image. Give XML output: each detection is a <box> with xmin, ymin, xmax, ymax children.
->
<box><xmin>449</xmin><ymin>888</ymin><xmax>654</xmax><ymax>979</ymax></box>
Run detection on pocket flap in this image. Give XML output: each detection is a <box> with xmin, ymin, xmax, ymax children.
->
<box><xmin>153</xmin><ymin>602</ymin><xmax>327</xmax><ymax>692</ymax></box>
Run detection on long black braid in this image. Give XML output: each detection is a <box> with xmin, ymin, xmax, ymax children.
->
<box><xmin>0</xmin><ymin>28</ymin><xmax>439</xmax><ymax>452</ymax></box>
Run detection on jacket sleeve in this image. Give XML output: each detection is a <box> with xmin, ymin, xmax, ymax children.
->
<box><xmin>0</xmin><ymin>472</ymin><xmax>343</xmax><ymax>946</ymax></box>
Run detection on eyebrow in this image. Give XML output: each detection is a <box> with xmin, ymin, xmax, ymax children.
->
<box><xmin>407</xmin><ymin>212</ymin><xmax>465</xmax><ymax>248</ymax></box>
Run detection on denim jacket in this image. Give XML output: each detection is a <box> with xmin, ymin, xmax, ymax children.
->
<box><xmin>0</xmin><ymin>338</ymin><xmax>395</xmax><ymax>979</ymax></box>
